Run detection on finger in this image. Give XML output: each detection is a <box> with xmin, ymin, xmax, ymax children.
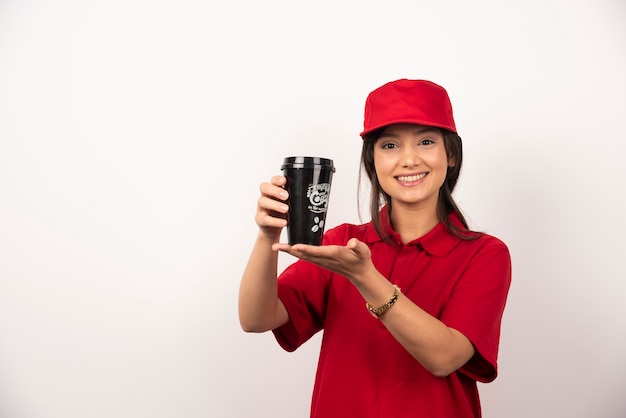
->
<box><xmin>275</xmin><ymin>244</ymin><xmax>323</xmax><ymax>260</ymax></box>
<box><xmin>271</xmin><ymin>175</ymin><xmax>287</xmax><ymax>187</ymax></box>
<box><xmin>291</xmin><ymin>244</ymin><xmax>334</xmax><ymax>257</ymax></box>
<box><xmin>256</xmin><ymin>212</ymin><xmax>288</xmax><ymax>228</ymax></box>
<box><xmin>260</xmin><ymin>182</ymin><xmax>289</xmax><ymax>202</ymax></box>
<box><xmin>272</xmin><ymin>243</ymin><xmax>292</xmax><ymax>252</ymax></box>
<box><xmin>290</xmin><ymin>243</ymin><xmax>315</xmax><ymax>252</ymax></box>
<box><xmin>258</xmin><ymin>195</ymin><xmax>289</xmax><ymax>215</ymax></box>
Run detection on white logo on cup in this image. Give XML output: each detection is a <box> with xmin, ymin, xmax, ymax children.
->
<box><xmin>307</xmin><ymin>183</ymin><xmax>330</xmax><ymax>214</ymax></box>
<box><xmin>311</xmin><ymin>216</ymin><xmax>324</xmax><ymax>233</ymax></box>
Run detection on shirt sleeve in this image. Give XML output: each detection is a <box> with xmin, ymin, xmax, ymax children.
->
<box><xmin>273</xmin><ymin>260</ymin><xmax>329</xmax><ymax>352</ymax></box>
<box><xmin>272</xmin><ymin>226</ymin><xmax>349</xmax><ymax>352</ymax></box>
<box><xmin>440</xmin><ymin>236</ymin><xmax>512</xmax><ymax>383</ymax></box>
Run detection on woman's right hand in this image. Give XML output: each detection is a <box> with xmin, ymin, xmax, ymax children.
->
<box><xmin>255</xmin><ymin>175</ymin><xmax>289</xmax><ymax>241</ymax></box>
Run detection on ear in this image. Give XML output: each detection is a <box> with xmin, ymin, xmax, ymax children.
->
<box><xmin>448</xmin><ymin>155</ymin><xmax>456</xmax><ymax>168</ymax></box>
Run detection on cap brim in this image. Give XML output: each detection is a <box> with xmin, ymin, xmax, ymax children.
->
<box><xmin>360</xmin><ymin>118</ymin><xmax>457</xmax><ymax>137</ymax></box>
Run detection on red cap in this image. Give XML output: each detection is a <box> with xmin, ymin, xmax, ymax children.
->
<box><xmin>360</xmin><ymin>79</ymin><xmax>457</xmax><ymax>137</ymax></box>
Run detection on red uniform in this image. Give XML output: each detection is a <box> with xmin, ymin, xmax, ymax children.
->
<box><xmin>273</xmin><ymin>208</ymin><xmax>512</xmax><ymax>417</ymax></box>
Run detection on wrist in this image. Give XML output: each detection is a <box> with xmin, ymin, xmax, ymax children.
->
<box><xmin>366</xmin><ymin>284</ymin><xmax>401</xmax><ymax>318</ymax></box>
<box><xmin>257</xmin><ymin>230</ymin><xmax>281</xmax><ymax>246</ymax></box>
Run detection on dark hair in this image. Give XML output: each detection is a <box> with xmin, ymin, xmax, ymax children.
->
<box><xmin>358</xmin><ymin>128</ymin><xmax>479</xmax><ymax>242</ymax></box>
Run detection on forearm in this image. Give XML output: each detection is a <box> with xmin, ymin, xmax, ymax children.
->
<box><xmin>353</xmin><ymin>270</ymin><xmax>474</xmax><ymax>377</ymax></box>
<box><xmin>381</xmin><ymin>296</ymin><xmax>474</xmax><ymax>376</ymax></box>
<box><xmin>238</xmin><ymin>232</ymin><xmax>289</xmax><ymax>333</ymax></box>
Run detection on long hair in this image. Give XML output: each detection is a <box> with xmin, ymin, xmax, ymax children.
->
<box><xmin>358</xmin><ymin>128</ymin><xmax>479</xmax><ymax>242</ymax></box>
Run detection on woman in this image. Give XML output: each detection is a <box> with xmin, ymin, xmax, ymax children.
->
<box><xmin>238</xmin><ymin>79</ymin><xmax>512</xmax><ymax>418</ymax></box>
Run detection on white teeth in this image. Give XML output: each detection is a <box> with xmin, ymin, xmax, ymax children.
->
<box><xmin>397</xmin><ymin>173</ymin><xmax>426</xmax><ymax>183</ymax></box>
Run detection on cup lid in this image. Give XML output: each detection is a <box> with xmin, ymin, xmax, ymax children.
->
<box><xmin>281</xmin><ymin>156</ymin><xmax>335</xmax><ymax>172</ymax></box>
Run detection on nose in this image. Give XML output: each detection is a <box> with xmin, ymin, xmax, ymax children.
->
<box><xmin>401</xmin><ymin>146</ymin><xmax>420</xmax><ymax>168</ymax></box>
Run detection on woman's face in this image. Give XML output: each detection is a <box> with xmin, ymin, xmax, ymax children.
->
<box><xmin>373</xmin><ymin>123</ymin><xmax>451</xmax><ymax>212</ymax></box>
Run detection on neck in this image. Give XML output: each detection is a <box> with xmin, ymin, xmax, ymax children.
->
<box><xmin>389</xmin><ymin>202</ymin><xmax>440</xmax><ymax>244</ymax></box>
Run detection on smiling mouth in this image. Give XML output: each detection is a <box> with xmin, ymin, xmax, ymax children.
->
<box><xmin>396</xmin><ymin>173</ymin><xmax>427</xmax><ymax>183</ymax></box>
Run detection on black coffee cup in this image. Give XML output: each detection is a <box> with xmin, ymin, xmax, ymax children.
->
<box><xmin>281</xmin><ymin>156</ymin><xmax>335</xmax><ymax>245</ymax></box>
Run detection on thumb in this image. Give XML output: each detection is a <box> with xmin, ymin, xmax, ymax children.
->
<box><xmin>347</xmin><ymin>238</ymin><xmax>368</xmax><ymax>258</ymax></box>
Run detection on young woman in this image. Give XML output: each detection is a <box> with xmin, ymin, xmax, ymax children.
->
<box><xmin>238</xmin><ymin>79</ymin><xmax>512</xmax><ymax>418</ymax></box>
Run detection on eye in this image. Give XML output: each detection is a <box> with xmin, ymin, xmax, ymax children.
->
<box><xmin>380</xmin><ymin>142</ymin><xmax>397</xmax><ymax>150</ymax></box>
<box><xmin>419</xmin><ymin>138</ymin><xmax>435</xmax><ymax>146</ymax></box>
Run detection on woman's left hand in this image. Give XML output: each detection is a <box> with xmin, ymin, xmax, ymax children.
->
<box><xmin>272</xmin><ymin>238</ymin><xmax>374</xmax><ymax>282</ymax></box>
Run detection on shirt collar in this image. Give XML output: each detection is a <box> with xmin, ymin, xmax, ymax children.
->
<box><xmin>364</xmin><ymin>206</ymin><xmax>463</xmax><ymax>256</ymax></box>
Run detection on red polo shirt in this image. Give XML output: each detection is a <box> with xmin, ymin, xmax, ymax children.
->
<box><xmin>273</xmin><ymin>209</ymin><xmax>512</xmax><ymax>418</ymax></box>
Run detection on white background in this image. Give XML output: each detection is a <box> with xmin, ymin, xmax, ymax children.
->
<box><xmin>1</xmin><ymin>0</ymin><xmax>625</xmax><ymax>417</ymax></box>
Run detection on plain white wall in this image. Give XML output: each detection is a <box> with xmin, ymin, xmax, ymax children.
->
<box><xmin>1</xmin><ymin>0</ymin><xmax>625</xmax><ymax>417</ymax></box>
